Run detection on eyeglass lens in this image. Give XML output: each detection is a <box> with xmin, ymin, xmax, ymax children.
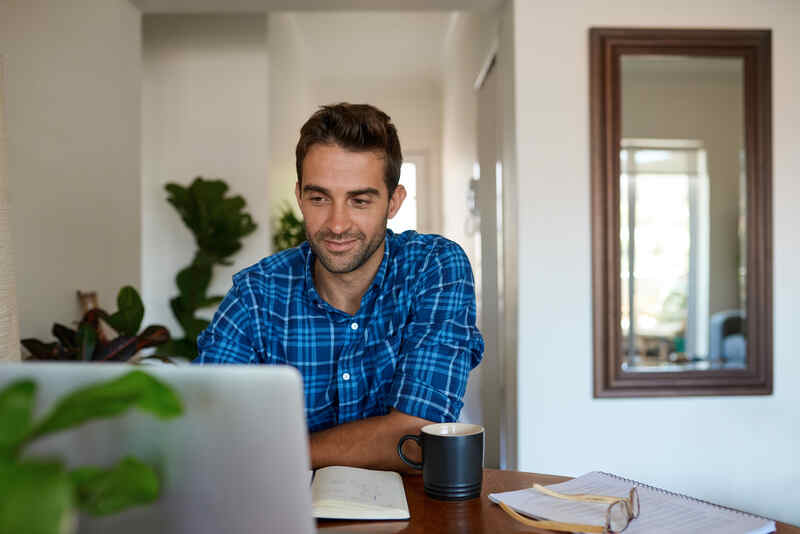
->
<box><xmin>629</xmin><ymin>487</ymin><xmax>640</xmax><ymax>518</ymax></box>
<box><xmin>607</xmin><ymin>500</ymin><xmax>630</xmax><ymax>533</ymax></box>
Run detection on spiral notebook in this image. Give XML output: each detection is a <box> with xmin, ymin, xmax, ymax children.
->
<box><xmin>488</xmin><ymin>471</ymin><xmax>775</xmax><ymax>534</ymax></box>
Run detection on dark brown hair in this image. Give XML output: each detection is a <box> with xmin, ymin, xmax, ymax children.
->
<box><xmin>295</xmin><ymin>103</ymin><xmax>403</xmax><ymax>194</ymax></box>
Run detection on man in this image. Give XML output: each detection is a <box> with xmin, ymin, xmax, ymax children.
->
<box><xmin>196</xmin><ymin>103</ymin><xmax>483</xmax><ymax>472</ymax></box>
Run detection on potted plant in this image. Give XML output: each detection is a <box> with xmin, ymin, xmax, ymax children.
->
<box><xmin>161</xmin><ymin>177</ymin><xmax>257</xmax><ymax>360</ymax></box>
<box><xmin>21</xmin><ymin>286</ymin><xmax>169</xmax><ymax>363</ymax></box>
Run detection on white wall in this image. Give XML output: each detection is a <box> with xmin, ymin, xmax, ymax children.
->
<box><xmin>286</xmin><ymin>12</ymin><xmax>448</xmax><ymax>236</ymax></box>
<box><xmin>512</xmin><ymin>0</ymin><xmax>800</xmax><ymax>524</ymax></box>
<box><xmin>141</xmin><ymin>15</ymin><xmax>270</xmax><ymax>334</ymax></box>
<box><xmin>0</xmin><ymin>56</ymin><xmax>20</xmax><ymax>361</ymax></box>
<box><xmin>441</xmin><ymin>13</ymin><xmax>483</xmax><ymax>262</ymax></box>
<box><xmin>0</xmin><ymin>0</ymin><xmax>142</xmax><ymax>341</ymax></box>
<box><xmin>311</xmin><ymin>78</ymin><xmax>444</xmax><ymax>234</ymax></box>
<box><xmin>267</xmin><ymin>13</ymin><xmax>313</xmax><ymax>219</ymax></box>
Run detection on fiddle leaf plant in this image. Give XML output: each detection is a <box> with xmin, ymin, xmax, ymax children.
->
<box><xmin>0</xmin><ymin>370</ymin><xmax>183</xmax><ymax>534</ymax></box>
<box><xmin>162</xmin><ymin>177</ymin><xmax>257</xmax><ymax>360</ymax></box>
<box><xmin>21</xmin><ymin>286</ymin><xmax>170</xmax><ymax>363</ymax></box>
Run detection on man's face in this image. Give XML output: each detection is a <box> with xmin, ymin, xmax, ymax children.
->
<box><xmin>296</xmin><ymin>143</ymin><xmax>405</xmax><ymax>275</ymax></box>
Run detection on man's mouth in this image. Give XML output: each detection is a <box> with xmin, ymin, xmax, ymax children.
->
<box><xmin>323</xmin><ymin>238</ymin><xmax>358</xmax><ymax>252</ymax></box>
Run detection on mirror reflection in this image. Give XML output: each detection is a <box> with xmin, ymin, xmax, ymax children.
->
<box><xmin>619</xmin><ymin>55</ymin><xmax>746</xmax><ymax>372</ymax></box>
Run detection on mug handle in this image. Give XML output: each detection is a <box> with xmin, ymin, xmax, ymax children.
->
<box><xmin>397</xmin><ymin>434</ymin><xmax>423</xmax><ymax>470</ymax></box>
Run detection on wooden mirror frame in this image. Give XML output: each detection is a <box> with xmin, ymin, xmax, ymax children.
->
<box><xmin>590</xmin><ymin>28</ymin><xmax>772</xmax><ymax>397</ymax></box>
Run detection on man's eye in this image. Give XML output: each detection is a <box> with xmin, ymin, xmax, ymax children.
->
<box><xmin>352</xmin><ymin>198</ymin><xmax>370</xmax><ymax>207</ymax></box>
<box><xmin>309</xmin><ymin>196</ymin><xmax>326</xmax><ymax>203</ymax></box>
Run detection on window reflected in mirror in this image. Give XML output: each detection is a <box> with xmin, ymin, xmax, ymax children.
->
<box><xmin>619</xmin><ymin>55</ymin><xmax>746</xmax><ymax>373</ymax></box>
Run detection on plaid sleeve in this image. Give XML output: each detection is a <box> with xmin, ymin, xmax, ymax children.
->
<box><xmin>388</xmin><ymin>242</ymin><xmax>484</xmax><ymax>422</ymax></box>
<box><xmin>194</xmin><ymin>281</ymin><xmax>257</xmax><ymax>364</ymax></box>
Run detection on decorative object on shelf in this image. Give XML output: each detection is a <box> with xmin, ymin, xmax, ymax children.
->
<box><xmin>0</xmin><ymin>370</ymin><xmax>183</xmax><ymax>534</ymax></box>
<box><xmin>21</xmin><ymin>286</ymin><xmax>169</xmax><ymax>363</ymax></box>
<box><xmin>272</xmin><ymin>202</ymin><xmax>305</xmax><ymax>252</ymax></box>
<box><xmin>161</xmin><ymin>177</ymin><xmax>257</xmax><ymax>360</ymax></box>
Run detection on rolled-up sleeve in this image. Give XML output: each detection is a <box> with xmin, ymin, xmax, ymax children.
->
<box><xmin>194</xmin><ymin>281</ymin><xmax>257</xmax><ymax>364</ymax></box>
<box><xmin>388</xmin><ymin>243</ymin><xmax>484</xmax><ymax>422</ymax></box>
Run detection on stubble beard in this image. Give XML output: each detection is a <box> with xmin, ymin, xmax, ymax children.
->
<box><xmin>306</xmin><ymin>216</ymin><xmax>387</xmax><ymax>275</ymax></box>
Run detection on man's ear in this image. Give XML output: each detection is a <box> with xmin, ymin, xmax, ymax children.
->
<box><xmin>295</xmin><ymin>181</ymin><xmax>302</xmax><ymax>211</ymax></box>
<box><xmin>387</xmin><ymin>184</ymin><xmax>407</xmax><ymax>220</ymax></box>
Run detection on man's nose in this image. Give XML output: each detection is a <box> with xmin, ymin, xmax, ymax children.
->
<box><xmin>326</xmin><ymin>203</ymin><xmax>351</xmax><ymax>235</ymax></box>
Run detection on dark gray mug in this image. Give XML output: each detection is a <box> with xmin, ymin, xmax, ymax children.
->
<box><xmin>397</xmin><ymin>422</ymin><xmax>484</xmax><ymax>501</ymax></box>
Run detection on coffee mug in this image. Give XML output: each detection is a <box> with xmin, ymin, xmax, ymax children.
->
<box><xmin>397</xmin><ymin>422</ymin><xmax>484</xmax><ymax>501</ymax></box>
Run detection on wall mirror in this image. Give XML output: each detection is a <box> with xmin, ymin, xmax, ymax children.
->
<box><xmin>590</xmin><ymin>28</ymin><xmax>772</xmax><ymax>397</ymax></box>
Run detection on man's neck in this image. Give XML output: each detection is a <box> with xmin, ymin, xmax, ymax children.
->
<box><xmin>314</xmin><ymin>240</ymin><xmax>385</xmax><ymax>316</ymax></box>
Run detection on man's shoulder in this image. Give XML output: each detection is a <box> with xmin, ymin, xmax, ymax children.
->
<box><xmin>231</xmin><ymin>243</ymin><xmax>309</xmax><ymax>291</ymax></box>
<box><xmin>389</xmin><ymin>230</ymin><xmax>470</xmax><ymax>270</ymax></box>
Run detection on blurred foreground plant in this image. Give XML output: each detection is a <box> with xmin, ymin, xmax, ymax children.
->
<box><xmin>0</xmin><ymin>370</ymin><xmax>183</xmax><ymax>534</ymax></box>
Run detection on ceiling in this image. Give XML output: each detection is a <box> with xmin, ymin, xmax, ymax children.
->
<box><xmin>130</xmin><ymin>0</ymin><xmax>502</xmax><ymax>13</ymax></box>
<box><xmin>293</xmin><ymin>12</ymin><xmax>452</xmax><ymax>87</ymax></box>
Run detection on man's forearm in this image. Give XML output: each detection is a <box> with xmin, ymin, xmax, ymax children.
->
<box><xmin>310</xmin><ymin>409</ymin><xmax>431</xmax><ymax>472</ymax></box>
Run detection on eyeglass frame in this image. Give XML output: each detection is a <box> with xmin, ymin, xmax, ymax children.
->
<box><xmin>498</xmin><ymin>483</ymin><xmax>640</xmax><ymax>534</ymax></box>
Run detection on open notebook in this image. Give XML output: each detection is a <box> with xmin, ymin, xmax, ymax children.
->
<box><xmin>310</xmin><ymin>466</ymin><xmax>410</xmax><ymax>520</ymax></box>
<box><xmin>489</xmin><ymin>471</ymin><xmax>775</xmax><ymax>534</ymax></box>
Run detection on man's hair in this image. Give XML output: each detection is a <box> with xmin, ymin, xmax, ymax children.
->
<box><xmin>295</xmin><ymin>103</ymin><xmax>403</xmax><ymax>194</ymax></box>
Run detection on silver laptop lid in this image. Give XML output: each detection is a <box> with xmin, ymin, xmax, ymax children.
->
<box><xmin>0</xmin><ymin>362</ymin><xmax>315</xmax><ymax>534</ymax></box>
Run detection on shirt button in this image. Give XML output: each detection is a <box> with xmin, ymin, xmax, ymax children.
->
<box><xmin>342</xmin><ymin>372</ymin><xmax>351</xmax><ymax>381</ymax></box>
<box><xmin>350</xmin><ymin>322</ymin><xmax>359</xmax><ymax>330</ymax></box>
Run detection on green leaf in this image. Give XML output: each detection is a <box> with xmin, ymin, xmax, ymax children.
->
<box><xmin>20</xmin><ymin>339</ymin><xmax>62</xmax><ymax>360</ymax></box>
<box><xmin>176</xmin><ymin>262</ymin><xmax>212</xmax><ymax>309</ymax></box>
<box><xmin>52</xmin><ymin>324</ymin><xmax>77</xmax><ymax>350</ymax></box>
<box><xmin>166</xmin><ymin>177</ymin><xmax>257</xmax><ymax>342</ymax></box>
<box><xmin>158</xmin><ymin>339</ymin><xmax>198</xmax><ymax>360</ymax></box>
<box><xmin>70</xmin><ymin>457</ymin><xmax>160</xmax><ymax>516</ymax></box>
<box><xmin>28</xmin><ymin>371</ymin><xmax>183</xmax><ymax>442</ymax></box>
<box><xmin>273</xmin><ymin>204</ymin><xmax>306</xmax><ymax>251</ymax></box>
<box><xmin>0</xmin><ymin>380</ymin><xmax>36</xmax><ymax>459</ymax></box>
<box><xmin>198</xmin><ymin>295</ymin><xmax>224</xmax><ymax>309</ymax></box>
<box><xmin>77</xmin><ymin>323</ymin><xmax>97</xmax><ymax>361</ymax></box>
<box><xmin>169</xmin><ymin>297</ymin><xmax>210</xmax><ymax>342</ymax></box>
<box><xmin>105</xmin><ymin>286</ymin><xmax>144</xmax><ymax>336</ymax></box>
<box><xmin>0</xmin><ymin>460</ymin><xmax>75</xmax><ymax>534</ymax></box>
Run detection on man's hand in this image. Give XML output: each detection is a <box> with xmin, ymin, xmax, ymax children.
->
<box><xmin>310</xmin><ymin>409</ymin><xmax>432</xmax><ymax>472</ymax></box>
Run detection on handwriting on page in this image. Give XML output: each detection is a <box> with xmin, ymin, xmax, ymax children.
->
<box><xmin>312</xmin><ymin>467</ymin><xmax>406</xmax><ymax>510</ymax></box>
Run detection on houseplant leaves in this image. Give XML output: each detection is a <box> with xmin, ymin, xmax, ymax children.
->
<box><xmin>21</xmin><ymin>286</ymin><xmax>170</xmax><ymax>363</ymax></box>
<box><xmin>0</xmin><ymin>370</ymin><xmax>183</xmax><ymax>534</ymax></box>
<box><xmin>104</xmin><ymin>286</ymin><xmax>145</xmax><ymax>337</ymax></box>
<box><xmin>0</xmin><ymin>460</ymin><xmax>75</xmax><ymax>534</ymax></box>
<box><xmin>0</xmin><ymin>380</ymin><xmax>36</xmax><ymax>459</ymax></box>
<box><xmin>164</xmin><ymin>177</ymin><xmax>257</xmax><ymax>360</ymax></box>
<box><xmin>27</xmin><ymin>370</ymin><xmax>183</xmax><ymax>442</ymax></box>
<box><xmin>70</xmin><ymin>457</ymin><xmax>159</xmax><ymax>516</ymax></box>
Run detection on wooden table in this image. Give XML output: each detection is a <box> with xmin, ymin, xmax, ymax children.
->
<box><xmin>317</xmin><ymin>469</ymin><xmax>800</xmax><ymax>533</ymax></box>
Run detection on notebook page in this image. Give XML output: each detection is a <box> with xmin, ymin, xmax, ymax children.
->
<box><xmin>312</xmin><ymin>466</ymin><xmax>408</xmax><ymax>512</ymax></box>
<box><xmin>489</xmin><ymin>471</ymin><xmax>774</xmax><ymax>534</ymax></box>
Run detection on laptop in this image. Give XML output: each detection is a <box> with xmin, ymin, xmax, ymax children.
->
<box><xmin>0</xmin><ymin>362</ymin><xmax>316</xmax><ymax>534</ymax></box>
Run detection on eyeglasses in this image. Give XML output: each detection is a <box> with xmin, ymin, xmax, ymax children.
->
<box><xmin>498</xmin><ymin>483</ymin><xmax>640</xmax><ymax>534</ymax></box>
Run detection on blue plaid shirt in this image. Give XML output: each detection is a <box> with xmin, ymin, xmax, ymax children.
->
<box><xmin>195</xmin><ymin>230</ymin><xmax>483</xmax><ymax>433</ymax></box>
